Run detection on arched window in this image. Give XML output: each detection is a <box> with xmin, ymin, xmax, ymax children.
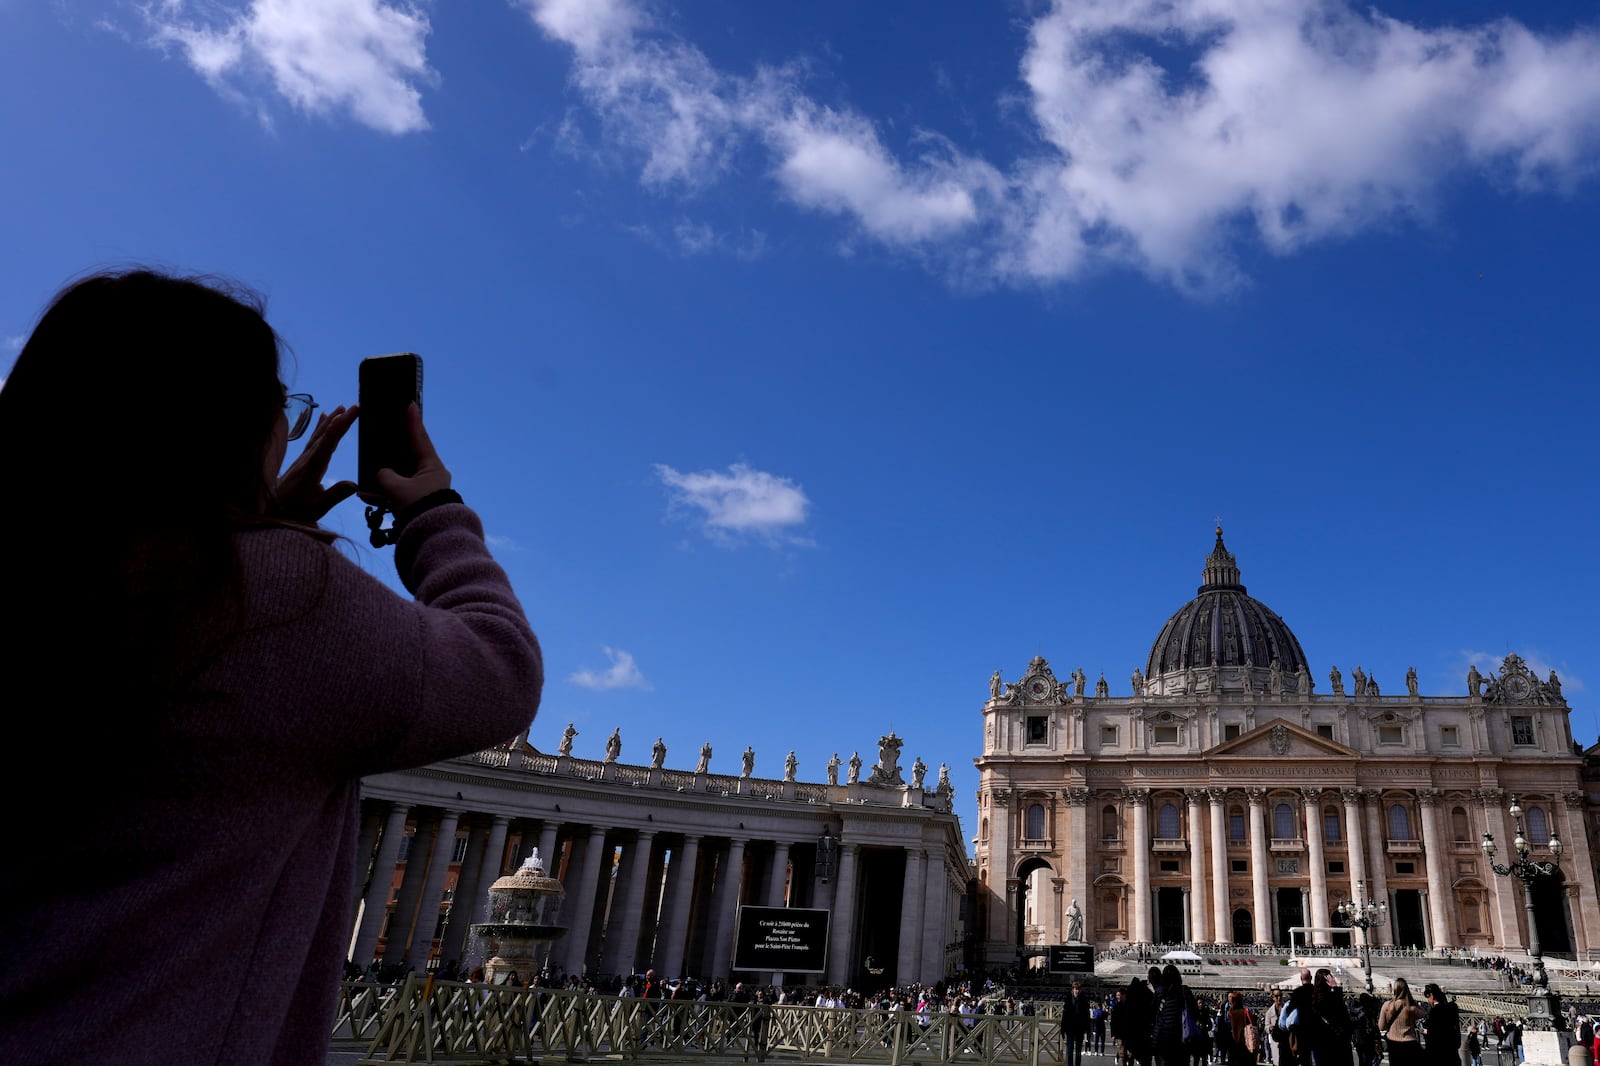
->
<box><xmin>981</xmin><ymin>818</ymin><xmax>989</xmax><ymax>842</ymax></box>
<box><xmin>1229</xmin><ymin>807</ymin><xmax>1246</xmax><ymax>841</ymax></box>
<box><xmin>1274</xmin><ymin>802</ymin><xmax>1297</xmax><ymax>839</ymax></box>
<box><xmin>1452</xmin><ymin>807</ymin><xmax>1470</xmax><ymax>842</ymax></box>
<box><xmin>1102</xmin><ymin>805</ymin><xmax>1120</xmax><ymax>841</ymax></box>
<box><xmin>1323</xmin><ymin>806</ymin><xmax>1341</xmax><ymax>842</ymax></box>
<box><xmin>1389</xmin><ymin>803</ymin><xmax>1413</xmax><ymax>841</ymax></box>
<box><xmin>1157</xmin><ymin>803</ymin><xmax>1181</xmax><ymax>840</ymax></box>
<box><xmin>1026</xmin><ymin>803</ymin><xmax>1046</xmax><ymax>841</ymax></box>
<box><xmin>1526</xmin><ymin>806</ymin><xmax>1550</xmax><ymax>844</ymax></box>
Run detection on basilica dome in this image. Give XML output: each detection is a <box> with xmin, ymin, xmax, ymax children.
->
<box><xmin>1144</xmin><ymin>528</ymin><xmax>1309</xmax><ymax>696</ymax></box>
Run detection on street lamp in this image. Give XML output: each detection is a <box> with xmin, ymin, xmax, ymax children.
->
<box><xmin>1481</xmin><ymin>795</ymin><xmax>1566</xmax><ymax>1032</ymax></box>
<box><xmin>817</xmin><ymin>827</ymin><xmax>839</xmax><ymax>884</ymax></box>
<box><xmin>1336</xmin><ymin>880</ymin><xmax>1389</xmax><ymax>996</ymax></box>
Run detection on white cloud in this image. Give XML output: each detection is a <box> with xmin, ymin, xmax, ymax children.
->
<box><xmin>142</xmin><ymin>0</ymin><xmax>436</xmax><ymax>134</ymax></box>
<box><xmin>655</xmin><ymin>462</ymin><xmax>812</xmax><ymax>547</ymax></box>
<box><xmin>521</xmin><ymin>0</ymin><xmax>1600</xmax><ymax>292</ymax></box>
<box><xmin>569</xmin><ymin>646</ymin><xmax>651</xmax><ymax>689</ymax></box>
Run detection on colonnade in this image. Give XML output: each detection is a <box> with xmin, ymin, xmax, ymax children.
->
<box><xmin>347</xmin><ymin>798</ymin><xmax>960</xmax><ymax>987</ymax></box>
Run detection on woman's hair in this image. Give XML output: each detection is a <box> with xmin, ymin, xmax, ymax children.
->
<box><xmin>1391</xmin><ymin>978</ymin><xmax>1415</xmax><ymax>1004</ymax></box>
<box><xmin>1</xmin><ymin>268</ymin><xmax>290</xmax><ymax>706</ymax></box>
<box><xmin>1161</xmin><ymin>963</ymin><xmax>1182</xmax><ymax>987</ymax></box>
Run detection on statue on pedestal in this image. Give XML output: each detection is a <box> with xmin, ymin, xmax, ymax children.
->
<box><xmin>784</xmin><ymin>751</ymin><xmax>798</xmax><ymax>781</ymax></box>
<box><xmin>1065</xmin><ymin>899</ymin><xmax>1084</xmax><ymax>943</ymax></box>
<box><xmin>1131</xmin><ymin>667</ymin><xmax>1144</xmax><ymax>696</ymax></box>
<box><xmin>695</xmin><ymin>742</ymin><xmax>712</xmax><ymax>774</ymax></box>
<box><xmin>1329</xmin><ymin>665</ymin><xmax>1345</xmax><ymax>697</ymax></box>
<box><xmin>990</xmin><ymin>670</ymin><xmax>1002</xmax><ymax>699</ymax></box>
<box><xmin>603</xmin><ymin>728</ymin><xmax>622</xmax><ymax>763</ymax></box>
<box><xmin>1405</xmin><ymin>666</ymin><xmax>1419</xmax><ymax>698</ymax></box>
<box><xmin>651</xmin><ymin>737</ymin><xmax>667</xmax><ymax>769</ymax></box>
<box><xmin>847</xmin><ymin>751</ymin><xmax>862</xmax><ymax>784</ymax></box>
<box><xmin>741</xmin><ymin>746</ymin><xmax>755</xmax><ymax>777</ymax></box>
<box><xmin>911</xmin><ymin>757</ymin><xmax>926</xmax><ymax>789</ymax></box>
<box><xmin>826</xmin><ymin>753</ymin><xmax>841</xmax><ymax>785</ymax></box>
<box><xmin>558</xmin><ymin>723</ymin><xmax>577</xmax><ymax>756</ymax></box>
<box><xmin>1467</xmin><ymin>664</ymin><xmax>1483</xmax><ymax>698</ymax></box>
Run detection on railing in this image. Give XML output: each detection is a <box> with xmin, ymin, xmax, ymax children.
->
<box><xmin>338</xmin><ymin>977</ymin><xmax>1069</xmax><ymax>1064</ymax></box>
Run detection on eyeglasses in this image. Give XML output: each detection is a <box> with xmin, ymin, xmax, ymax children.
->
<box><xmin>283</xmin><ymin>392</ymin><xmax>318</xmax><ymax>441</ymax></box>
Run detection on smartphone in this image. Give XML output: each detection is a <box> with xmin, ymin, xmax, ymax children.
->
<box><xmin>358</xmin><ymin>353</ymin><xmax>423</xmax><ymax>492</ymax></box>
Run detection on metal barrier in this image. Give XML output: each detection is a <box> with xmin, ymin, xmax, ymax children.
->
<box><xmin>337</xmin><ymin>978</ymin><xmax>1069</xmax><ymax>1064</ymax></box>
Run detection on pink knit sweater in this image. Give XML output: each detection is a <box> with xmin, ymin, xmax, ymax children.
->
<box><xmin>2</xmin><ymin>503</ymin><xmax>542</xmax><ymax>1065</ymax></box>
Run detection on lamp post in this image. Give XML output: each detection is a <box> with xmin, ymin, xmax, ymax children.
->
<box><xmin>1336</xmin><ymin>880</ymin><xmax>1388</xmax><ymax>996</ymax></box>
<box><xmin>1481</xmin><ymin>795</ymin><xmax>1566</xmax><ymax>1032</ymax></box>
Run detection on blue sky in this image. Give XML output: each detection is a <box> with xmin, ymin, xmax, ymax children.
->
<box><xmin>4</xmin><ymin>0</ymin><xmax>1597</xmax><ymax>852</ymax></box>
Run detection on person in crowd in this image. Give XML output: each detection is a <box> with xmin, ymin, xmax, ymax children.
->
<box><xmin>0</xmin><ymin>268</ymin><xmax>544</xmax><ymax>1065</ymax></box>
<box><xmin>1464</xmin><ymin>1023</ymin><xmax>1482</xmax><ymax>1066</ymax></box>
<box><xmin>1349</xmin><ymin>988</ymin><xmax>1384</xmax><ymax>1066</ymax></box>
<box><xmin>1226</xmin><ymin>991</ymin><xmax>1254</xmax><ymax>1066</ymax></box>
<box><xmin>1152</xmin><ymin>963</ymin><xmax>1199</xmax><ymax>1066</ymax></box>
<box><xmin>1264</xmin><ymin>988</ymin><xmax>1288</xmax><ymax>1066</ymax></box>
<box><xmin>1378</xmin><ymin>978</ymin><xmax>1425</xmax><ymax>1066</ymax></box>
<box><xmin>1062</xmin><ymin>981</ymin><xmax>1093</xmax><ymax>1066</ymax></box>
<box><xmin>1420</xmin><ymin>984</ymin><xmax>1461</xmax><ymax>1066</ymax></box>
<box><xmin>1093</xmin><ymin>994</ymin><xmax>1110</xmax><ymax>1054</ymax></box>
<box><xmin>1306</xmin><ymin>969</ymin><xmax>1350</xmax><ymax>1066</ymax></box>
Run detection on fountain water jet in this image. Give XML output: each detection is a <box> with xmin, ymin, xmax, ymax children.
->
<box><xmin>469</xmin><ymin>848</ymin><xmax>567</xmax><ymax>985</ymax></box>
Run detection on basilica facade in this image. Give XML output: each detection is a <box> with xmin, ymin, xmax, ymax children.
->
<box><xmin>973</xmin><ymin>529</ymin><xmax>1598</xmax><ymax>967</ymax></box>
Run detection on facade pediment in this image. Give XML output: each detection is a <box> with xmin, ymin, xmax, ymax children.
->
<box><xmin>1207</xmin><ymin>719</ymin><xmax>1357</xmax><ymax>759</ymax></box>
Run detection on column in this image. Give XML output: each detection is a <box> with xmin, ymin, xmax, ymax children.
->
<box><xmin>1188</xmin><ymin>793</ymin><xmax>1209</xmax><ymax>942</ymax></box>
<box><xmin>1064</xmin><ymin>789</ymin><xmax>1091</xmax><ymax>940</ymax></box>
<box><xmin>826</xmin><ymin>843</ymin><xmax>860</xmax><ymax>985</ymax></box>
<box><xmin>767</xmin><ymin>840</ymin><xmax>792</xmax><ymax>986</ymax></box>
<box><xmin>896</xmin><ymin>847</ymin><xmax>927</xmax><ymax>983</ymax></box>
<box><xmin>1209</xmin><ymin>790</ymin><xmax>1230</xmax><ymax>944</ymax></box>
<box><xmin>1303</xmin><ymin>790</ymin><xmax>1329</xmax><ymax>945</ymax></box>
<box><xmin>604</xmin><ymin>830</ymin><xmax>656</xmax><ymax>978</ymax></box>
<box><xmin>1341</xmin><ymin>791</ymin><xmax>1368</xmax><ymax>949</ymax></box>
<box><xmin>1477</xmin><ymin>790</ymin><xmax>1522</xmax><ymax>949</ymax></box>
<box><xmin>351</xmin><ymin>801</ymin><xmax>411</xmax><ymax>967</ymax></box>
<box><xmin>351</xmin><ymin>804</ymin><xmax>384</xmax><ymax>912</ymax></box>
<box><xmin>920</xmin><ymin>847</ymin><xmax>946</xmax><ymax>985</ymax></box>
<box><xmin>657</xmin><ymin>835</ymin><xmax>701</xmax><ymax>979</ymax></box>
<box><xmin>536</xmin><ymin>821</ymin><xmax>561</xmax><ymax>876</ymax></box>
<box><xmin>709</xmin><ymin>837</ymin><xmax>748</xmax><ymax>979</ymax></box>
<box><xmin>1128</xmin><ymin>789</ymin><xmax>1151</xmax><ymax>943</ymax></box>
<box><xmin>987</xmin><ymin>790</ymin><xmax>1013</xmax><ymax>944</ymax></box>
<box><xmin>405</xmin><ymin>808</ymin><xmax>462</xmax><ymax>972</ymax></box>
<box><xmin>388</xmin><ymin>811</ymin><xmax>439</xmax><ymax>968</ymax></box>
<box><xmin>1559</xmin><ymin>791</ymin><xmax>1596</xmax><ymax>957</ymax></box>
<box><xmin>1417</xmin><ymin>790</ymin><xmax>1453</xmax><ymax>950</ymax></box>
<box><xmin>1248</xmin><ymin>789</ymin><xmax>1270</xmax><ymax>947</ymax></box>
<box><xmin>1361</xmin><ymin>791</ymin><xmax>1393</xmax><ymax>946</ymax></box>
<box><xmin>562</xmin><ymin>826</ymin><xmax>609</xmax><ymax>977</ymax></box>
<box><xmin>441</xmin><ymin>815</ymin><xmax>494</xmax><ymax>966</ymax></box>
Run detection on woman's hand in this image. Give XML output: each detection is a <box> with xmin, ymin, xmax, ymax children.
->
<box><xmin>370</xmin><ymin>403</ymin><xmax>452</xmax><ymax>511</ymax></box>
<box><xmin>274</xmin><ymin>404</ymin><xmax>359</xmax><ymax>522</ymax></box>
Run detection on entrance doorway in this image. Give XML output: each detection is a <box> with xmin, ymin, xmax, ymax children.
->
<box><xmin>1157</xmin><ymin>887</ymin><xmax>1186</xmax><ymax>942</ymax></box>
<box><xmin>1530</xmin><ymin>870</ymin><xmax>1572</xmax><ymax>955</ymax></box>
<box><xmin>1275</xmin><ymin>888</ymin><xmax>1303</xmax><ymax>946</ymax></box>
<box><xmin>1393</xmin><ymin>890</ymin><xmax>1427</xmax><ymax>949</ymax></box>
<box><xmin>1232</xmin><ymin>908</ymin><xmax>1253</xmax><ymax>945</ymax></box>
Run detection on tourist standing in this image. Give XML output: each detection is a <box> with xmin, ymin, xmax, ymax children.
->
<box><xmin>1421</xmin><ymin>984</ymin><xmax>1461</xmax><ymax>1066</ymax></box>
<box><xmin>1063</xmin><ymin>981</ymin><xmax>1093</xmax><ymax>1066</ymax></box>
<box><xmin>1378</xmin><ymin>978</ymin><xmax>1425</xmax><ymax>1066</ymax></box>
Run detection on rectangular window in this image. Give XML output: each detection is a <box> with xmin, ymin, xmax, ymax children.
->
<box><xmin>1101</xmin><ymin>725</ymin><xmax>1119</xmax><ymax>747</ymax></box>
<box><xmin>1223</xmin><ymin>723</ymin><xmax>1241</xmax><ymax>741</ymax></box>
<box><xmin>1229</xmin><ymin>814</ymin><xmax>1246</xmax><ymax>841</ymax></box>
<box><xmin>1379</xmin><ymin>725</ymin><xmax>1404</xmax><ymax>745</ymax></box>
<box><xmin>1159</xmin><ymin>859</ymin><xmax>1181</xmax><ymax>873</ymax></box>
<box><xmin>1153</xmin><ymin>725</ymin><xmax>1179</xmax><ymax>745</ymax></box>
<box><xmin>1395</xmin><ymin>861</ymin><xmax>1416</xmax><ymax>875</ymax></box>
<box><xmin>1328</xmin><ymin>860</ymin><xmax>1345</xmax><ymax>874</ymax></box>
<box><xmin>1511</xmin><ymin>716</ymin><xmax>1535</xmax><ymax>746</ymax></box>
<box><xmin>1316</xmin><ymin>724</ymin><xmax>1335</xmax><ymax>740</ymax></box>
<box><xmin>1439</xmin><ymin>725</ymin><xmax>1460</xmax><ymax>747</ymax></box>
<box><xmin>1027</xmin><ymin>715</ymin><xmax>1049</xmax><ymax>744</ymax></box>
<box><xmin>1231</xmin><ymin>859</ymin><xmax>1248</xmax><ymax>874</ymax></box>
<box><xmin>452</xmin><ymin>835</ymin><xmax>469</xmax><ymax>863</ymax></box>
<box><xmin>398</xmin><ymin>833</ymin><xmax>415</xmax><ymax>862</ymax></box>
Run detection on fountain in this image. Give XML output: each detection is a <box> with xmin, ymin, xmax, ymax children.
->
<box><xmin>469</xmin><ymin>848</ymin><xmax>567</xmax><ymax>984</ymax></box>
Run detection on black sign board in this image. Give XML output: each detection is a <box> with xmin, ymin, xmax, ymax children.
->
<box><xmin>1047</xmin><ymin>944</ymin><xmax>1095</xmax><ymax>973</ymax></box>
<box><xmin>732</xmin><ymin>906</ymin><xmax>830</xmax><ymax>974</ymax></box>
